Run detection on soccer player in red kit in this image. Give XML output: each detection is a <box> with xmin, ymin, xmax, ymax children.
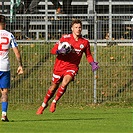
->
<box><xmin>36</xmin><ymin>19</ymin><xmax>99</xmax><ymax>115</ymax></box>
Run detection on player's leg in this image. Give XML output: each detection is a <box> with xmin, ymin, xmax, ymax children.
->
<box><xmin>36</xmin><ymin>71</ymin><xmax>62</xmax><ymax>115</ymax></box>
<box><xmin>36</xmin><ymin>83</ymin><xmax>59</xmax><ymax>115</ymax></box>
<box><xmin>0</xmin><ymin>71</ymin><xmax>10</xmax><ymax>122</ymax></box>
<box><xmin>53</xmin><ymin>75</ymin><xmax>73</xmax><ymax>101</ymax></box>
<box><xmin>50</xmin><ymin>70</ymin><xmax>77</xmax><ymax>113</ymax></box>
<box><xmin>49</xmin><ymin>75</ymin><xmax>73</xmax><ymax>113</ymax></box>
<box><xmin>1</xmin><ymin>88</ymin><xmax>9</xmax><ymax>122</ymax></box>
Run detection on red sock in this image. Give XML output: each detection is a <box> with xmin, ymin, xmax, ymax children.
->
<box><xmin>43</xmin><ymin>89</ymin><xmax>53</xmax><ymax>103</ymax></box>
<box><xmin>54</xmin><ymin>86</ymin><xmax>66</xmax><ymax>102</ymax></box>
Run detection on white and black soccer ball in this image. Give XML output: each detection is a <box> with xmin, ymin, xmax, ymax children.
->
<box><xmin>58</xmin><ymin>42</ymin><xmax>72</xmax><ymax>53</ymax></box>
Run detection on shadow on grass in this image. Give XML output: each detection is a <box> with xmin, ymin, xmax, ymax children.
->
<box><xmin>9</xmin><ymin>117</ymin><xmax>105</xmax><ymax>122</ymax></box>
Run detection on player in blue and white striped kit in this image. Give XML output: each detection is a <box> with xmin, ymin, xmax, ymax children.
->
<box><xmin>0</xmin><ymin>15</ymin><xmax>24</xmax><ymax>122</ymax></box>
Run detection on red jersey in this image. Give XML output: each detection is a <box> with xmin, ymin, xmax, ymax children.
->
<box><xmin>51</xmin><ymin>34</ymin><xmax>94</xmax><ymax>72</ymax></box>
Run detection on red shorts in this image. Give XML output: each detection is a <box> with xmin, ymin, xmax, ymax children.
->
<box><xmin>52</xmin><ymin>69</ymin><xmax>77</xmax><ymax>84</ymax></box>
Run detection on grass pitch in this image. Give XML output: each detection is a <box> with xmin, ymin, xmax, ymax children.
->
<box><xmin>0</xmin><ymin>106</ymin><xmax>132</xmax><ymax>133</ymax></box>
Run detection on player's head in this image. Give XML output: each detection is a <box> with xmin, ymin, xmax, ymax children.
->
<box><xmin>0</xmin><ymin>15</ymin><xmax>6</xmax><ymax>29</ymax></box>
<box><xmin>70</xmin><ymin>19</ymin><xmax>82</xmax><ymax>36</ymax></box>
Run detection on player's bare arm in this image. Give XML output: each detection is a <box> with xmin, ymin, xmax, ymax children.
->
<box><xmin>12</xmin><ymin>47</ymin><xmax>23</xmax><ymax>75</ymax></box>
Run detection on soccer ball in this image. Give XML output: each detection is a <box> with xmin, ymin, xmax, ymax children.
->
<box><xmin>58</xmin><ymin>42</ymin><xmax>72</xmax><ymax>53</ymax></box>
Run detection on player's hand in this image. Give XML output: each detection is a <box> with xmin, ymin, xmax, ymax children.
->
<box><xmin>65</xmin><ymin>47</ymin><xmax>71</xmax><ymax>53</ymax></box>
<box><xmin>56</xmin><ymin>47</ymin><xmax>67</xmax><ymax>54</ymax></box>
<box><xmin>90</xmin><ymin>62</ymin><xmax>99</xmax><ymax>71</ymax></box>
<box><xmin>17</xmin><ymin>66</ymin><xmax>24</xmax><ymax>75</ymax></box>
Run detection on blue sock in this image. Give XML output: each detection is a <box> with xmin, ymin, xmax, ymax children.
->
<box><xmin>2</xmin><ymin>102</ymin><xmax>8</xmax><ymax>112</ymax></box>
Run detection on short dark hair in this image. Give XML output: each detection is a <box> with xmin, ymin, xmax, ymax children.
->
<box><xmin>0</xmin><ymin>15</ymin><xmax>6</xmax><ymax>24</ymax></box>
<box><xmin>70</xmin><ymin>19</ymin><xmax>82</xmax><ymax>28</ymax></box>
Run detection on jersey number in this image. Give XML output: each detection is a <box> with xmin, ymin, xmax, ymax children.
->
<box><xmin>0</xmin><ymin>37</ymin><xmax>9</xmax><ymax>51</ymax></box>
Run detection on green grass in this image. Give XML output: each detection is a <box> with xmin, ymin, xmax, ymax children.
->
<box><xmin>0</xmin><ymin>105</ymin><xmax>133</xmax><ymax>133</ymax></box>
